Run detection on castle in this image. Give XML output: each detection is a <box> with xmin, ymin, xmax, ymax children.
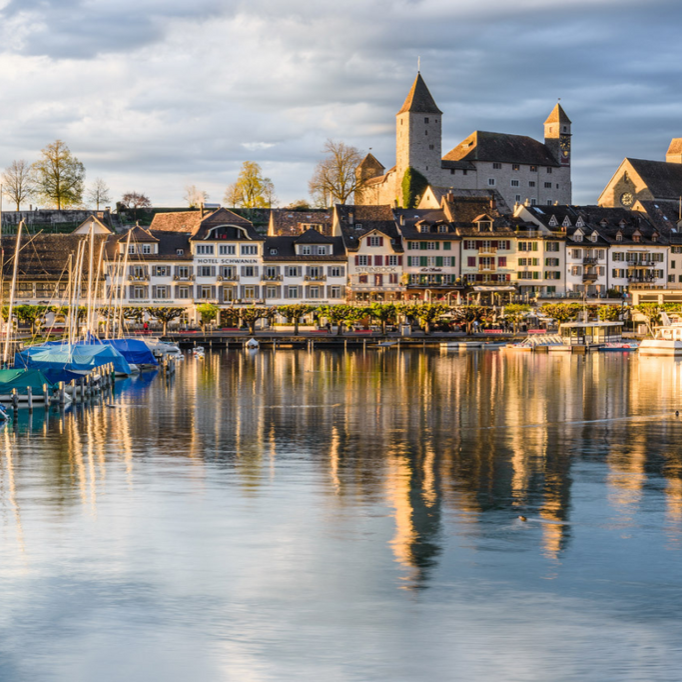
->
<box><xmin>355</xmin><ymin>73</ymin><xmax>572</xmax><ymax>210</ymax></box>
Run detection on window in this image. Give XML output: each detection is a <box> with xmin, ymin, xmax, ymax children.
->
<box><xmin>672</xmin><ymin>260</ymin><xmax>677</xmax><ymax>269</ymax></box>
<box><xmin>673</xmin><ymin>247</ymin><xmax>682</xmax><ymax>254</ymax></box>
<box><xmin>329</xmin><ymin>287</ymin><xmax>342</xmax><ymax>299</ymax></box>
<box><xmin>357</xmin><ymin>255</ymin><xmax>370</xmax><ymax>266</ymax></box>
<box><xmin>198</xmin><ymin>266</ymin><xmax>213</xmax><ymax>277</ymax></box>
<box><xmin>545</xmin><ymin>258</ymin><xmax>560</xmax><ymax>267</ymax></box>
<box><xmin>308</xmin><ymin>266</ymin><xmax>323</xmax><ymax>279</ymax></box>
<box><xmin>243</xmin><ymin>286</ymin><xmax>256</xmax><ymax>300</ymax></box>
<box><xmin>265</xmin><ymin>266</ymin><xmax>278</xmax><ymax>280</ymax></box>
<box><xmin>530</xmin><ymin>166</ymin><xmax>537</xmax><ymax>173</ymax></box>
<box><xmin>177</xmin><ymin>266</ymin><xmax>190</xmax><ymax>279</ymax></box>
<box><xmin>176</xmin><ymin>248</ymin><xmax>184</xmax><ymax>256</ymax></box>
<box><xmin>450</xmin><ymin>169</ymin><xmax>455</xmax><ymax>175</ymax></box>
<box><xmin>408</xmin><ymin>241</ymin><xmax>419</xmax><ymax>250</ymax></box>
<box><xmin>515</xmin><ymin>195</ymin><xmax>521</xmax><ymax>202</ymax></box>
<box><xmin>142</xmin><ymin>244</ymin><xmax>152</xmax><ymax>254</ymax></box>
<box><xmin>177</xmin><ymin>287</ymin><xmax>190</xmax><ymax>299</ymax></box>
<box><xmin>389</xmin><ymin>274</ymin><xmax>399</xmax><ymax>284</ymax></box>
<box><xmin>547</xmin><ymin>167</ymin><xmax>553</xmax><ymax>174</ymax></box>
<box><xmin>308</xmin><ymin>286</ymin><xmax>321</xmax><ymax>299</ymax></box>
<box><xmin>285</xmin><ymin>266</ymin><xmax>301</xmax><ymax>278</ymax></box>
<box><xmin>301</xmin><ymin>245</ymin><xmax>312</xmax><ymax>255</ymax></box>
<box><xmin>512</xmin><ymin>164</ymin><xmax>520</xmax><ymax>171</ymax></box>
<box><xmin>613</xmin><ymin>252</ymin><xmax>624</xmax><ymax>262</ymax></box>
<box><xmin>317</xmin><ymin>246</ymin><xmax>327</xmax><ymax>255</ymax></box>
<box><xmin>368</xmin><ymin>236</ymin><xmax>384</xmax><ymax>247</ymax></box>
<box><xmin>242</xmin><ymin>266</ymin><xmax>255</xmax><ymax>277</ymax></box>
<box><xmin>529</xmin><ymin>181</ymin><xmax>536</xmax><ymax>188</ymax></box>
<box><xmin>488</xmin><ymin>178</ymin><xmax>496</xmax><ymax>186</ymax></box>
<box><xmin>437</xmin><ymin>225</ymin><xmax>448</xmax><ymax>233</ymax></box>
<box><xmin>128</xmin><ymin>244</ymin><xmax>135</xmax><ymax>254</ymax></box>
<box><xmin>200</xmin><ymin>286</ymin><xmax>212</xmax><ymax>299</ymax></box>
<box><xmin>668</xmin><ymin>275</ymin><xmax>675</xmax><ymax>283</ymax></box>
<box><xmin>544</xmin><ymin>271</ymin><xmax>561</xmax><ymax>280</ymax></box>
<box><xmin>511</xmin><ymin>180</ymin><xmax>520</xmax><ymax>187</ymax></box>
<box><xmin>153</xmin><ymin>266</ymin><xmax>170</xmax><ymax>277</ymax></box>
<box><xmin>196</xmin><ymin>244</ymin><xmax>214</xmax><ymax>255</ymax></box>
<box><xmin>424</xmin><ymin>117</ymin><xmax>429</xmax><ymax>123</ymax></box>
<box><xmin>556</xmin><ymin>184</ymin><xmax>560</xmax><ymax>189</ymax></box>
<box><xmin>547</xmin><ymin>200</ymin><xmax>553</xmax><ymax>206</ymax></box>
<box><xmin>493</xmin><ymin>162</ymin><xmax>502</xmax><ymax>170</ymax></box>
<box><xmin>223</xmin><ymin>287</ymin><xmax>234</xmax><ymax>302</ymax></box>
<box><xmin>219</xmin><ymin>245</ymin><xmax>235</xmax><ymax>255</ymax></box>
<box><xmin>546</xmin><ymin>242</ymin><xmax>559</xmax><ymax>252</ymax></box>
<box><xmin>427</xmin><ymin>242</ymin><xmax>439</xmax><ymax>250</ymax></box>
<box><xmin>241</xmin><ymin>245</ymin><xmax>258</xmax><ymax>255</ymax></box>
<box><xmin>429</xmin><ymin>145</ymin><xmax>434</xmax><ymax>150</ymax></box>
<box><xmin>329</xmin><ymin>266</ymin><xmax>345</xmax><ymax>277</ymax></box>
<box><xmin>531</xmin><ymin>198</ymin><xmax>537</xmax><ymax>205</ymax></box>
<box><xmin>544</xmin><ymin>182</ymin><xmax>552</xmax><ymax>189</ymax></box>
<box><xmin>132</xmin><ymin>286</ymin><xmax>146</xmax><ymax>299</ymax></box>
<box><xmin>265</xmin><ymin>286</ymin><xmax>278</xmax><ymax>299</ymax></box>
<box><xmin>387</xmin><ymin>256</ymin><xmax>399</xmax><ymax>267</ymax></box>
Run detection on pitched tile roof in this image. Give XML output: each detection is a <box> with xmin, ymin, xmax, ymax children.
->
<box><xmin>269</xmin><ymin>208</ymin><xmax>333</xmax><ymax>236</ymax></box>
<box><xmin>116</xmin><ymin>224</ymin><xmax>159</xmax><ymax>242</ymax></box>
<box><xmin>397</xmin><ymin>73</ymin><xmax>442</xmax><ymax>115</ymax></box>
<box><xmin>334</xmin><ymin>204</ymin><xmax>403</xmax><ymax>252</ymax></box>
<box><xmin>191</xmin><ymin>207</ymin><xmax>263</xmax><ymax>241</ymax></box>
<box><xmin>294</xmin><ymin>228</ymin><xmax>336</xmax><ymax>244</ymax></box>
<box><xmin>149</xmin><ymin>210</ymin><xmax>205</xmax><ymax>234</ymax></box>
<box><xmin>444</xmin><ymin>131</ymin><xmax>560</xmax><ymax>167</ymax></box>
<box><xmin>627</xmin><ymin>158</ymin><xmax>682</xmax><ymax>201</ymax></box>
<box><xmin>262</xmin><ymin>236</ymin><xmax>347</xmax><ymax>262</ymax></box>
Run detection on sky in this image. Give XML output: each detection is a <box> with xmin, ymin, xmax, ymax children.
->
<box><xmin>0</xmin><ymin>0</ymin><xmax>681</xmax><ymax>209</ymax></box>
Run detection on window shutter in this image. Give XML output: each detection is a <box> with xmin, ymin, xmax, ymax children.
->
<box><xmin>436</xmin><ymin>257</ymin><xmax>443</xmax><ymax>267</ymax></box>
<box><xmin>420</xmin><ymin>256</ymin><xmax>427</xmax><ymax>267</ymax></box>
<box><xmin>498</xmin><ymin>256</ymin><xmax>507</xmax><ymax>267</ymax></box>
<box><xmin>435</xmin><ymin>242</ymin><xmax>440</xmax><ymax>250</ymax></box>
<box><xmin>151</xmin><ymin>286</ymin><xmax>157</xmax><ymax>298</ymax></box>
<box><xmin>283</xmin><ymin>285</ymin><xmax>289</xmax><ymax>298</ymax></box>
<box><xmin>355</xmin><ymin>256</ymin><xmax>359</xmax><ymax>265</ymax></box>
<box><xmin>241</xmin><ymin>266</ymin><xmax>246</xmax><ymax>276</ymax></box>
<box><xmin>420</xmin><ymin>242</ymin><xmax>427</xmax><ymax>251</ymax></box>
<box><xmin>306</xmin><ymin>266</ymin><xmax>311</xmax><ymax>276</ymax></box>
<box><xmin>443</xmin><ymin>242</ymin><xmax>451</xmax><ymax>251</ymax></box>
<box><xmin>128</xmin><ymin>285</ymin><xmax>134</xmax><ymax>298</ymax></box>
<box><xmin>375</xmin><ymin>255</ymin><xmax>383</xmax><ymax>266</ymax></box>
<box><xmin>599</xmin><ymin>266</ymin><xmax>605</xmax><ymax>276</ymax></box>
<box><xmin>397</xmin><ymin>256</ymin><xmax>402</xmax><ymax>266</ymax></box>
<box><xmin>210</xmin><ymin>266</ymin><xmax>216</xmax><ymax>277</ymax></box>
<box><xmin>467</xmin><ymin>257</ymin><xmax>476</xmax><ymax>267</ymax></box>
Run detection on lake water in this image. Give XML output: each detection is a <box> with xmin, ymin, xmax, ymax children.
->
<box><xmin>1</xmin><ymin>349</ymin><xmax>682</xmax><ymax>681</ymax></box>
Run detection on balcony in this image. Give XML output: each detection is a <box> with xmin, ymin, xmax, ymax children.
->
<box><xmin>128</xmin><ymin>274</ymin><xmax>149</xmax><ymax>282</ymax></box>
<box><xmin>582</xmin><ymin>272</ymin><xmax>599</xmax><ymax>282</ymax></box>
<box><xmin>262</xmin><ymin>274</ymin><xmax>284</xmax><ymax>282</ymax></box>
<box><xmin>627</xmin><ymin>275</ymin><xmax>656</xmax><ymax>283</ymax></box>
<box><xmin>304</xmin><ymin>275</ymin><xmax>327</xmax><ymax>282</ymax></box>
<box><xmin>218</xmin><ymin>275</ymin><xmax>240</xmax><ymax>281</ymax></box>
<box><xmin>478</xmin><ymin>264</ymin><xmax>496</xmax><ymax>272</ymax></box>
<box><xmin>173</xmin><ymin>274</ymin><xmax>195</xmax><ymax>281</ymax></box>
<box><xmin>626</xmin><ymin>260</ymin><xmax>656</xmax><ymax>268</ymax></box>
<box><xmin>478</xmin><ymin>245</ymin><xmax>497</xmax><ymax>254</ymax></box>
<box><xmin>583</xmin><ymin>257</ymin><xmax>598</xmax><ymax>265</ymax></box>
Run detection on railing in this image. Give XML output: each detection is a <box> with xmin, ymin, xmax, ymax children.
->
<box><xmin>478</xmin><ymin>264</ymin><xmax>496</xmax><ymax>272</ymax></box>
<box><xmin>219</xmin><ymin>275</ymin><xmax>239</xmax><ymax>281</ymax></box>
<box><xmin>628</xmin><ymin>276</ymin><xmax>656</xmax><ymax>283</ymax></box>
<box><xmin>128</xmin><ymin>275</ymin><xmax>149</xmax><ymax>282</ymax></box>
<box><xmin>583</xmin><ymin>257</ymin><xmax>598</xmax><ymax>265</ymax></box>
<box><xmin>262</xmin><ymin>275</ymin><xmax>283</xmax><ymax>282</ymax></box>
<box><xmin>173</xmin><ymin>275</ymin><xmax>195</xmax><ymax>281</ymax></box>
<box><xmin>627</xmin><ymin>260</ymin><xmax>656</xmax><ymax>267</ymax></box>
<box><xmin>304</xmin><ymin>275</ymin><xmax>327</xmax><ymax>281</ymax></box>
<box><xmin>477</xmin><ymin>245</ymin><xmax>497</xmax><ymax>253</ymax></box>
<box><xmin>582</xmin><ymin>272</ymin><xmax>599</xmax><ymax>282</ymax></box>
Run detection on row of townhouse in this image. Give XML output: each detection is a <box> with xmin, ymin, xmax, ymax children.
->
<box><xmin>4</xmin><ymin>200</ymin><xmax>682</xmax><ymax>322</ymax></box>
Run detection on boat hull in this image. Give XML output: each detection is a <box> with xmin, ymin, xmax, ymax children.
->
<box><xmin>639</xmin><ymin>340</ymin><xmax>682</xmax><ymax>356</ymax></box>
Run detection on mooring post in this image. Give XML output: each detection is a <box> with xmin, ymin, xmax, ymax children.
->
<box><xmin>11</xmin><ymin>389</ymin><xmax>19</xmax><ymax>417</ymax></box>
<box><xmin>27</xmin><ymin>386</ymin><xmax>33</xmax><ymax>413</ymax></box>
<box><xmin>43</xmin><ymin>382</ymin><xmax>49</xmax><ymax>406</ymax></box>
<box><xmin>59</xmin><ymin>382</ymin><xmax>66</xmax><ymax>406</ymax></box>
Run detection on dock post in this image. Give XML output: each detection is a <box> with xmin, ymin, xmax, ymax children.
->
<box><xmin>344</xmin><ymin>339</ymin><xmax>347</xmax><ymax>353</ymax></box>
<box><xmin>11</xmin><ymin>389</ymin><xmax>18</xmax><ymax>417</ymax></box>
<box><xmin>363</xmin><ymin>338</ymin><xmax>366</xmax><ymax>354</ymax></box>
<box><xmin>59</xmin><ymin>382</ymin><xmax>66</xmax><ymax>406</ymax></box>
<box><xmin>43</xmin><ymin>383</ymin><xmax>49</xmax><ymax>406</ymax></box>
<box><xmin>27</xmin><ymin>387</ymin><xmax>33</xmax><ymax>413</ymax></box>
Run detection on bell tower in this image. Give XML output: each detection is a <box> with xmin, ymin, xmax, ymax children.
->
<box><xmin>544</xmin><ymin>102</ymin><xmax>572</xmax><ymax>167</ymax></box>
<box><xmin>396</xmin><ymin>73</ymin><xmax>443</xmax><ymax>185</ymax></box>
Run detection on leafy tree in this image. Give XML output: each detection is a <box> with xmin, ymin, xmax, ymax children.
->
<box><xmin>452</xmin><ymin>305</ymin><xmax>492</xmax><ymax>335</ymax></box>
<box><xmin>86</xmin><ymin>178</ymin><xmax>112</xmax><ymax>210</ymax></box>
<box><xmin>308</xmin><ymin>140</ymin><xmax>366</xmax><ymax>206</ymax></box>
<box><xmin>503</xmin><ymin>303</ymin><xmax>531</xmax><ymax>333</ymax></box>
<box><xmin>2</xmin><ymin>159</ymin><xmax>35</xmax><ymax>210</ymax></box>
<box><xmin>32</xmin><ymin>140</ymin><xmax>85</xmax><ymax>209</ymax></box>
<box><xmin>224</xmin><ymin>162</ymin><xmax>276</xmax><ymax>208</ymax></box>
<box><xmin>146</xmin><ymin>306</ymin><xmax>185</xmax><ymax>335</ymax></box>
<box><xmin>366</xmin><ymin>302</ymin><xmax>397</xmax><ymax>335</ymax></box>
<box><xmin>220</xmin><ymin>307</ymin><xmax>241</xmax><ymax>327</ymax></box>
<box><xmin>634</xmin><ymin>303</ymin><xmax>662</xmax><ymax>335</ymax></box>
<box><xmin>239</xmin><ymin>306</ymin><xmax>275</xmax><ymax>335</ymax></box>
<box><xmin>539</xmin><ymin>303</ymin><xmax>581</xmax><ymax>324</ymax></box>
<box><xmin>196</xmin><ymin>303</ymin><xmax>219</xmax><ymax>330</ymax></box>
<box><xmin>318</xmin><ymin>304</ymin><xmax>349</xmax><ymax>336</ymax></box>
<box><xmin>277</xmin><ymin>304</ymin><xmax>315</xmax><ymax>335</ymax></box>
<box><xmin>597</xmin><ymin>305</ymin><xmax>622</xmax><ymax>322</ymax></box>
<box><xmin>411</xmin><ymin>303</ymin><xmax>450</xmax><ymax>335</ymax></box>
<box><xmin>122</xmin><ymin>306</ymin><xmax>146</xmax><ymax>326</ymax></box>
<box><xmin>184</xmin><ymin>185</ymin><xmax>209</xmax><ymax>208</ymax></box>
<box><xmin>13</xmin><ymin>305</ymin><xmax>48</xmax><ymax>335</ymax></box>
<box><xmin>284</xmin><ymin>199</ymin><xmax>312</xmax><ymax>210</ymax></box>
<box><xmin>401</xmin><ymin>167</ymin><xmax>429</xmax><ymax>209</ymax></box>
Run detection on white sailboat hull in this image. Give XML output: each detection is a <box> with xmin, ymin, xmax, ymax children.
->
<box><xmin>639</xmin><ymin>340</ymin><xmax>682</xmax><ymax>356</ymax></box>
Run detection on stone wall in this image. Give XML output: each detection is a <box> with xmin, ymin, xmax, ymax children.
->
<box><xmin>1</xmin><ymin>209</ymin><xmax>110</xmax><ymax>228</ymax></box>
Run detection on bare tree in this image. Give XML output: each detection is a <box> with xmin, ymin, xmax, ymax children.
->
<box><xmin>184</xmin><ymin>185</ymin><xmax>209</xmax><ymax>208</ymax></box>
<box><xmin>120</xmin><ymin>192</ymin><xmax>152</xmax><ymax>210</ymax></box>
<box><xmin>87</xmin><ymin>178</ymin><xmax>112</xmax><ymax>210</ymax></box>
<box><xmin>32</xmin><ymin>139</ymin><xmax>85</xmax><ymax>209</ymax></box>
<box><xmin>308</xmin><ymin>140</ymin><xmax>366</xmax><ymax>206</ymax></box>
<box><xmin>2</xmin><ymin>160</ymin><xmax>35</xmax><ymax>210</ymax></box>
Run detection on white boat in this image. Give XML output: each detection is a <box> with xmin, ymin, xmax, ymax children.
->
<box><xmin>193</xmin><ymin>346</ymin><xmax>206</xmax><ymax>358</ymax></box>
<box><xmin>245</xmin><ymin>338</ymin><xmax>259</xmax><ymax>349</ymax></box>
<box><xmin>639</xmin><ymin>314</ymin><xmax>682</xmax><ymax>356</ymax></box>
<box><xmin>0</xmin><ymin>404</ymin><xmax>8</xmax><ymax>420</ymax></box>
<box><xmin>146</xmin><ymin>339</ymin><xmax>184</xmax><ymax>360</ymax></box>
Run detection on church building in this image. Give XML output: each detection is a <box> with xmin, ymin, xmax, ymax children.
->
<box><xmin>355</xmin><ymin>73</ymin><xmax>572</xmax><ymax>210</ymax></box>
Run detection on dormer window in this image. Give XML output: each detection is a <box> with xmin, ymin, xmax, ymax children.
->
<box><xmin>573</xmin><ymin>233</ymin><xmax>583</xmax><ymax>242</ymax></box>
<box><xmin>419</xmin><ymin>225</ymin><xmax>430</xmax><ymax>234</ymax></box>
<box><xmin>549</xmin><ymin>216</ymin><xmax>558</xmax><ymax>227</ymax></box>
<box><xmin>355</xmin><ymin>223</ymin><xmax>363</xmax><ymax>230</ymax></box>
<box><xmin>591</xmin><ymin>232</ymin><xmax>598</xmax><ymax>243</ymax></box>
<box><xmin>477</xmin><ymin>221</ymin><xmax>493</xmax><ymax>232</ymax></box>
<box><xmin>616</xmin><ymin>232</ymin><xmax>623</xmax><ymax>242</ymax></box>
<box><xmin>367</xmin><ymin>236</ymin><xmax>384</xmax><ymax>247</ymax></box>
<box><xmin>576</xmin><ymin>217</ymin><xmax>585</xmax><ymax>228</ymax></box>
<box><xmin>270</xmin><ymin>248</ymin><xmax>278</xmax><ymax>255</ymax></box>
<box><xmin>301</xmin><ymin>245</ymin><xmax>312</xmax><ymax>255</ymax></box>
<box><xmin>438</xmin><ymin>225</ymin><xmax>448</xmax><ymax>233</ymax></box>
<box><xmin>633</xmin><ymin>232</ymin><xmax>641</xmax><ymax>243</ymax></box>
<box><xmin>652</xmin><ymin>232</ymin><xmax>659</xmax><ymax>243</ymax></box>
<box><xmin>562</xmin><ymin>216</ymin><xmax>572</xmax><ymax>228</ymax></box>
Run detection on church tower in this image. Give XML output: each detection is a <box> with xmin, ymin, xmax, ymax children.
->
<box><xmin>396</xmin><ymin>73</ymin><xmax>443</xmax><ymax>185</ymax></box>
<box><xmin>544</xmin><ymin>103</ymin><xmax>572</xmax><ymax>167</ymax></box>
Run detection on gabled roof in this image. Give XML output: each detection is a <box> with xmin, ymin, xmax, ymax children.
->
<box><xmin>397</xmin><ymin>73</ymin><xmax>442</xmax><ymax>115</ymax></box>
<box><xmin>626</xmin><ymin>158</ymin><xmax>682</xmax><ymax>201</ymax></box>
<box><xmin>191</xmin><ymin>207</ymin><xmax>264</xmax><ymax>241</ymax></box>
<box><xmin>357</xmin><ymin>153</ymin><xmax>385</xmax><ymax>172</ymax></box>
<box><xmin>149</xmin><ymin>210</ymin><xmax>205</xmax><ymax>234</ymax></box>
<box><xmin>117</xmin><ymin>224</ymin><xmax>159</xmax><ymax>242</ymax></box>
<box><xmin>269</xmin><ymin>208</ymin><xmax>333</xmax><ymax>236</ymax></box>
<box><xmin>262</xmin><ymin>236</ymin><xmax>346</xmax><ymax>262</ymax></box>
<box><xmin>293</xmin><ymin>228</ymin><xmax>335</xmax><ymax>244</ymax></box>
<box><xmin>335</xmin><ymin>204</ymin><xmax>403</xmax><ymax>252</ymax></box>
<box><xmin>544</xmin><ymin>103</ymin><xmax>571</xmax><ymax>125</ymax></box>
<box><xmin>444</xmin><ymin>131</ymin><xmax>560</xmax><ymax>167</ymax></box>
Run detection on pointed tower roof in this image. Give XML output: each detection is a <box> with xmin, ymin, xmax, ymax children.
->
<box><xmin>397</xmin><ymin>73</ymin><xmax>442</xmax><ymax>115</ymax></box>
<box><xmin>544</xmin><ymin>103</ymin><xmax>571</xmax><ymax>125</ymax></box>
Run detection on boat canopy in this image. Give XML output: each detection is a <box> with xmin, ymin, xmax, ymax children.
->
<box><xmin>90</xmin><ymin>338</ymin><xmax>158</xmax><ymax>367</ymax></box>
<box><xmin>0</xmin><ymin>368</ymin><xmax>55</xmax><ymax>395</ymax></box>
<box><xmin>15</xmin><ymin>343</ymin><xmax>132</xmax><ymax>383</ymax></box>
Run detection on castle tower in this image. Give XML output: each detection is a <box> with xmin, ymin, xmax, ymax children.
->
<box><xmin>396</xmin><ymin>73</ymin><xmax>443</xmax><ymax>184</ymax></box>
<box><xmin>544</xmin><ymin>103</ymin><xmax>572</xmax><ymax>167</ymax></box>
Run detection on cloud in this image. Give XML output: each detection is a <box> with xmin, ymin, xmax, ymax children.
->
<box><xmin>0</xmin><ymin>0</ymin><xmax>681</xmax><ymax>205</ymax></box>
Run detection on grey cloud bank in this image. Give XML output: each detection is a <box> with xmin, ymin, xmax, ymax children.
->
<box><xmin>0</xmin><ymin>0</ymin><xmax>680</xmax><ymax>207</ymax></box>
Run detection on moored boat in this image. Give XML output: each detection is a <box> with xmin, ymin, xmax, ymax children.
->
<box><xmin>639</xmin><ymin>317</ymin><xmax>682</xmax><ymax>356</ymax></box>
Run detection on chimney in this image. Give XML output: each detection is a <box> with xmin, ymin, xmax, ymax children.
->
<box><xmin>666</xmin><ymin>138</ymin><xmax>682</xmax><ymax>164</ymax></box>
<box><xmin>399</xmin><ymin>214</ymin><xmax>405</xmax><ymax>226</ymax></box>
<box><xmin>349</xmin><ymin>210</ymin><xmax>354</xmax><ymax>225</ymax></box>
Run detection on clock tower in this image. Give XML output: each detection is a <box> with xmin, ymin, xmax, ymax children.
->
<box><xmin>544</xmin><ymin>103</ymin><xmax>572</xmax><ymax>167</ymax></box>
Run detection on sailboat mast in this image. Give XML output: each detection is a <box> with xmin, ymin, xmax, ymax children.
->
<box><xmin>3</xmin><ymin>220</ymin><xmax>23</xmax><ymax>366</ymax></box>
<box><xmin>118</xmin><ymin>229</ymin><xmax>132</xmax><ymax>339</ymax></box>
<box><xmin>92</xmin><ymin>238</ymin><xmax>106</xmax><ymax>340</ymax></box>
<box><xmin>86</xmin><ymin>223</ymin><xmax>95</xmax><ymax>338</ymax></box>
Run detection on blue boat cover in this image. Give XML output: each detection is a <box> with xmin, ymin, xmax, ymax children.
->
<box><xmin>0</xmin><ymin>368</ymin><xmax>55</xmax><ymax>395</ymax></box>
<box><xmin>96</xmin><ymin>339</ymin><xmax>158</xmax><ymax>367</ymax></box>
<box><xmin>15</xmin><ymin>343</ymin><xmax>132</xmax><ymax>383</ymax></box>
